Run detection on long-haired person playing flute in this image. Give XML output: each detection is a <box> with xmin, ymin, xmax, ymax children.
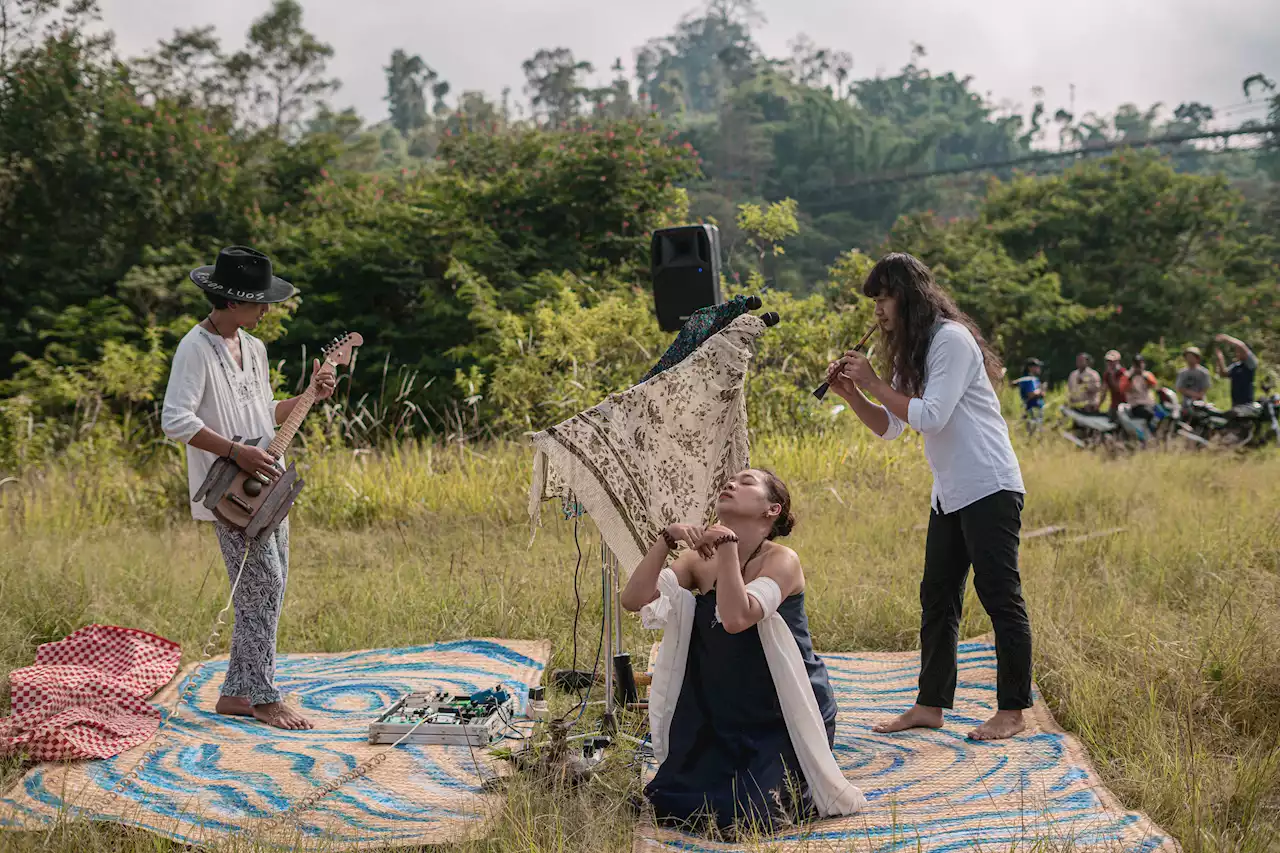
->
<box><xmin>825</xmin><ymin>253</ymin><xmax>1031</xmax><ymax>741</ymax></box>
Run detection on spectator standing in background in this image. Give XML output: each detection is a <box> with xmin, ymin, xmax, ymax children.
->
<box><xmin>1066</xmin><ymin>353</ymin><xmax>1102</xmax><ymax>413</ymax></box>
<box><xmin>1175</xmin><ymin>346</ymin><xmax>1213</xmax><ymax>405</ymax></box>
<box><xmin>1101</xmin><ymin>350</ymin><xmax>1128</xmax><ymax>416</ymax></box>
<box><xmin>1013</xmin><ymin>359</ymin><xmax>1046</xmax><ymax>433</ymax></box>
<box><xmin>1125</xmin><ymin>355</ymin><xmax>1159</xmax><ymax>422</ymax></box>
<box><xmin>1214</xmin><ymin>334</ymin><xmax>1259</xmax><ymax>412</ymax></box>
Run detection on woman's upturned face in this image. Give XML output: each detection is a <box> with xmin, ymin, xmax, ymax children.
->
<box><xmin>716</xmin><ymin>469</ymin><xmax>777</xmax><ymax>521</ymax></box>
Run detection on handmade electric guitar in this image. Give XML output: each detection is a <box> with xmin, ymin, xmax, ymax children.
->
<box><xmin>193</xmin><ymin>332</ymin><xmax>362</xmax><ymax>541</ymax></box>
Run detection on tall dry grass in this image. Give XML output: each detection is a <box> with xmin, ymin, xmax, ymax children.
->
<box><xmin>1</xmin><ymin>424</ymin><xmax>1278</xmax><ymax>851</ymax></box>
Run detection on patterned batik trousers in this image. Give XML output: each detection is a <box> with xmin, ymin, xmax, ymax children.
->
<box><xmin>213</xmin><ymin>518</ymin><xmax>290</xmax><ymax>706</ymax></box>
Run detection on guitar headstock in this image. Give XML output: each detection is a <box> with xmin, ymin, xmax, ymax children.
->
<box><xmin>321</xmin><ymin>332</ymin><xmax>363</xmax><ymax>368</ymax></box>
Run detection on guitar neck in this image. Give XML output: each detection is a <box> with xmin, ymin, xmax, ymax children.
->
<box><xmin>267</xmin><ymin>385</ymin><xmax>318</xmax><ymax>459</ymax></box>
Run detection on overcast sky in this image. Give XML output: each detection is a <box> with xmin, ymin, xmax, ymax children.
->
<box><xmin>101</xmin><ymin>0</ymin><xmax>1279</xmax><ymax>129</ymax></box>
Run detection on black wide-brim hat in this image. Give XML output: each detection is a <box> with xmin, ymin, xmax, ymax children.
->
<box><xmin>190</xmin><ymin>246</ymin><xmax>297</xmax><ymax>304</ymax></box>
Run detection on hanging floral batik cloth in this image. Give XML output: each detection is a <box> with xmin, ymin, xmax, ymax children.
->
<box><xmin>528</xmin><ymin>313</ymin><xmax>765</xmax><ymax>574</ymax></box>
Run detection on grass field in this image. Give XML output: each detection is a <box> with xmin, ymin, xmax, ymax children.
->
<box><xmin>1</xmin><ymin>425</ymin><xmax>1278</xmax><ymax>852</ymax></box>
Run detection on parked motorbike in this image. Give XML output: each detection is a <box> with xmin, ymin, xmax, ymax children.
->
<box><xmin>1227</xmin><ymin>380</ymin><xmax>1280</xmax><ymax>447</ymax></box>
<box><xmin>1114</xmin><ymin>389</ymin><xmax>1192</xmax><ymax>446</ymax></box>
<box><xmin>1059</xmin><ymin>405</ymin><xmax>1120</xmax><ymax>449</ymax></box>
<box><xmin>1182</xmin><ymin>379</ymin><xmax>1280</xmax><ymax>448</ymax></box>
<box><xmin>1182</xmin><ymin>399</ymin><xmax>1230</xmax><ymax>441</ymax></box>
<box><xmin>1061</xmin><ymin>389</ymin><xmax>1200</xmax><ymax>450</ymax></box>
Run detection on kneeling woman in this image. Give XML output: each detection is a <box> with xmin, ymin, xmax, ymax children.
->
<box><xmin>620</xmin><ymin>469</ymin><xmax>864</xmax><ymax>834</ymax></box>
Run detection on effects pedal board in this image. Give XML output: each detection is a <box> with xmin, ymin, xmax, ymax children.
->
<box><xmin>368</xmin><ymin>686</ymin><xmax>517</xmax><ymax>747</ymax></box>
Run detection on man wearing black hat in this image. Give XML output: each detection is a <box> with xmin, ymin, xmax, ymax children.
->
<box><xmin>162</xmin><ymin>247</ymin><xmax>335</xmax><ymax>731</ymax></box>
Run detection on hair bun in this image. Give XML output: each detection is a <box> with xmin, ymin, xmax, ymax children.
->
<box><xmin>772</xmin><ymin>511</ymin><xmax>797</xmax><ymax>539</ymax></box>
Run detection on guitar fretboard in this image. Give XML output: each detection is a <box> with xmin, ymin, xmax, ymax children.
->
<box><xmin>267</xmin><ymin>386</ymin><xmax>318</xmax><ymax>459</ymax></box>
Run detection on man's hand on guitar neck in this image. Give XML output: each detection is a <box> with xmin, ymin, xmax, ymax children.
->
<box><xmin>272</xmin><ymin>358</ymin><xmax>337</xmax><ymax>426</ymax></box>
<box><xmin>313</xmin><ymin>358</ymin><xmax>337</xmax><ymax>400</ymax></box>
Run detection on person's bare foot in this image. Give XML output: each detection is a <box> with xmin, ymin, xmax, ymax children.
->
<box><xmin>252</xmin><ymin>701</ymin><xmax>314</xmax><ymax>730</ymax></box>
<box><xmin>968</xmin><ymin>709</ymin><xmax>1026</xmax><ymax>741</ymax></box>
<box><xmin>872</xmin><ymin>703</ymin><xmax>944</xmax><ymax>733</ymax></box>
<box><xmin>215</xmin><ymin>696</ymin><xmax>253</xmax><ymax>717</ymax></box>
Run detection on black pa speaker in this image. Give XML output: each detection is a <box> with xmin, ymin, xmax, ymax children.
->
<box><xmin>651</xmin><ymin>224</ymin><xmax>722</xmax><ymax>332</ymax></box>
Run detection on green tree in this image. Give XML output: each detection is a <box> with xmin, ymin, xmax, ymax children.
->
<box><xmin>848</xmin><ymin>50</ymin><xmax>1029</xmax><ymax>170</ymax></box>
<box><xmin>521</xmin><ymin>47</ymin><xmax>593</xmax><ymax>127</ymax></box>
<box><xmin>591</xmin><ymin>57</ymin><xmax>647</xmax><ymax>121</ymax></box>
<box><xmin>1243</xmin><ymin>73</ymin><xmax>1279</xmax><ymax>180</ymax></box>
<box><xmin>259</xmin><ymin>118</ymin><xmax>700</xmax><ymax>406</ymax></box>
<box><xmin>967</xmin><ymin>151</ymin><xmax>1278</xmax><ymax>369</ymax></box>
<box><xmin>886</xmin><ymin>213</ymin><xmax>1093</xmax><ymax>366</ymax></box>
<box><xmin>0</xmin><ymin>19</ymin><xmax>247</xmax><ymax>379</ymax></box>
<box><xmin>0</xmin><ymin>0</ymin><xmax>93</xmax><ymax>72</ymax></box>
<box><xmin>384</xmin><ymin>49</ymin><xmax>431</xmax><ymax>135</ymax></box>
<box><xmin>635</xmin><ymin>0</ymin><xmax>762</xmax><ymax>116</ymax></box>
<box><xmin>130</xmin><ymin>26</ymin><xmax>235</xmax><ymax>126</ymax></box>
<box><xmin>225</xmin><ymin>0</ymin><xmax>339</xmax><ymax>139</ymax></box>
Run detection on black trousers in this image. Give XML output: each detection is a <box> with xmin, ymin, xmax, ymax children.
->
<box><xmin>918</xmin><ymin>490</ymin><xmax>1033</xmax><ymax>711</ymax></box>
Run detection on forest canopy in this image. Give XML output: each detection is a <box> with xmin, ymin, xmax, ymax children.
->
<box><xmin>1</xmin><ymin>0</ymin><xmax>1277</xmax><ymax>465</ymax></box>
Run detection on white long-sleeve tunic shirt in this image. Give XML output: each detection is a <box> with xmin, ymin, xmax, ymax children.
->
<box><xmin>161</xmin><ymin>325</ymin><xmax>280</xmax><ymax>521</ymax></box>
<box><xmin>875</xmin><ymin>320</ymin><xmax>1024</xmax><ymax>514</ymax></box>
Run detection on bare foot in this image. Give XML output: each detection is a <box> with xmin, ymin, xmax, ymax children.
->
<box><xmin>872</xmin><ymin>704</ymin><xmax>944</xmax><ymax>734</ymax></box>
<box><xmin>215</xmin><ymin>696</ymin><xmax>253</xmax><ymax>717</ymax></box>
<box><xmin>252</xmin><ymin>701</ymin><xmax>314</xmax><ymax>730</ymax></box>
<box><xmin>968</xmin><ymin>709</ymin><xmax>1026</xmax><ymax>741</ymax></box>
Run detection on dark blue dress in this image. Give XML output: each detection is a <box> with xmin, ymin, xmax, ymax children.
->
<box><xmin>645</xmin><ymin>588</ymin><xmax>837</xmax><ymax>834</ymax></box>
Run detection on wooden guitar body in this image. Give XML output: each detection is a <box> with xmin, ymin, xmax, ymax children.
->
<box><xmin>206</xmin><ymin>448</ymin><xmax>305</xmax><ymax>540</ymax></box>
<box><xmin>191</xmin><ymin>332</ymin><xmax>361</xmax><ymax>542</ymax></box>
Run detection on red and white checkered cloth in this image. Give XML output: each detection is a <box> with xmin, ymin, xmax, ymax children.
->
<box><xmin>1</xmin><ymin>624</ymin><xmax>181</xmax><ymax>762</ymax></box>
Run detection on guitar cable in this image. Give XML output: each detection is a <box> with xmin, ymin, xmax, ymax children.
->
<box><xmin>77</xmin><ymin>495</ymin><xmax>510</xmax><ymax>838</ymax></box>
<box><xmin>70</xmin><ymin>345</ymin><xmax>358</xmax><ymax>831</ymax></box>
<box><xmin>85</xmin><ymin>540</ymin><xmax>253</xmax><ymax>813</ymax></box>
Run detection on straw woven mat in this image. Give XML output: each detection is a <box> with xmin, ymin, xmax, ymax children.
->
<box><xmin>635</xmin><ymin>637</ymin><xmax>1179</xmax><ymax>853</ymax></box>
<box><xmin>0</xmin><ymin>638</ymin><xmax>548</xmax><ymax>849</ymax></box>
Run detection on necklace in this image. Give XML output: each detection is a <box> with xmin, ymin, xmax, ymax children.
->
<box><xmin>199</xmin><ymin>318</ymin><xmax>259</xmax><ymax>404</ymax></box>
<box><xmin>206</xmin><ymin>313</ymin><xmax>229</xmax><ymax>340</ymax></box>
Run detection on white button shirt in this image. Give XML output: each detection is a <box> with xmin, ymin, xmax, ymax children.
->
<box><xmin>876</xmin><ymin>320</ymin><xmax>1024</xmax><ymax>513</ymax></box>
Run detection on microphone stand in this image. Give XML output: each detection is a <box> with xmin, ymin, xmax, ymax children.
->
<box><xmin>564</xmin><ymin>306</ymin><xmax>782</xmax><ymax>754</ymax></box>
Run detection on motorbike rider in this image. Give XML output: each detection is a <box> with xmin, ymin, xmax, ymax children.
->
<box><xmin>1066</xmin><ymin>353</ymin><xmax>1102</xmax><ymax>413</ymax></box>
<box><xmin>1114</xmin><ymin>354</ymin><xmax>1160</xmax><ymax>443</ymax></box>
<box><xmin>1101</xmin><ymin>350</ymin><xmax>1128</xmax><ymax>417</ymax></box>
<box><xmin>1125</xmin><ymin>355</ymin><xmax>1159</xmax><ymax>421</ymax></box>
<box><xmin>1175</xmin><ymin>346</ymin><xmax>1213</xmax><ymax>406</ymax></box>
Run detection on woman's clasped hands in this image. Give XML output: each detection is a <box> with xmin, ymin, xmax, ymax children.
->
<box><xmin>664</xmin><ymin>522</ymin><xmax>737</xmax><ymax>561</ymax></box>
